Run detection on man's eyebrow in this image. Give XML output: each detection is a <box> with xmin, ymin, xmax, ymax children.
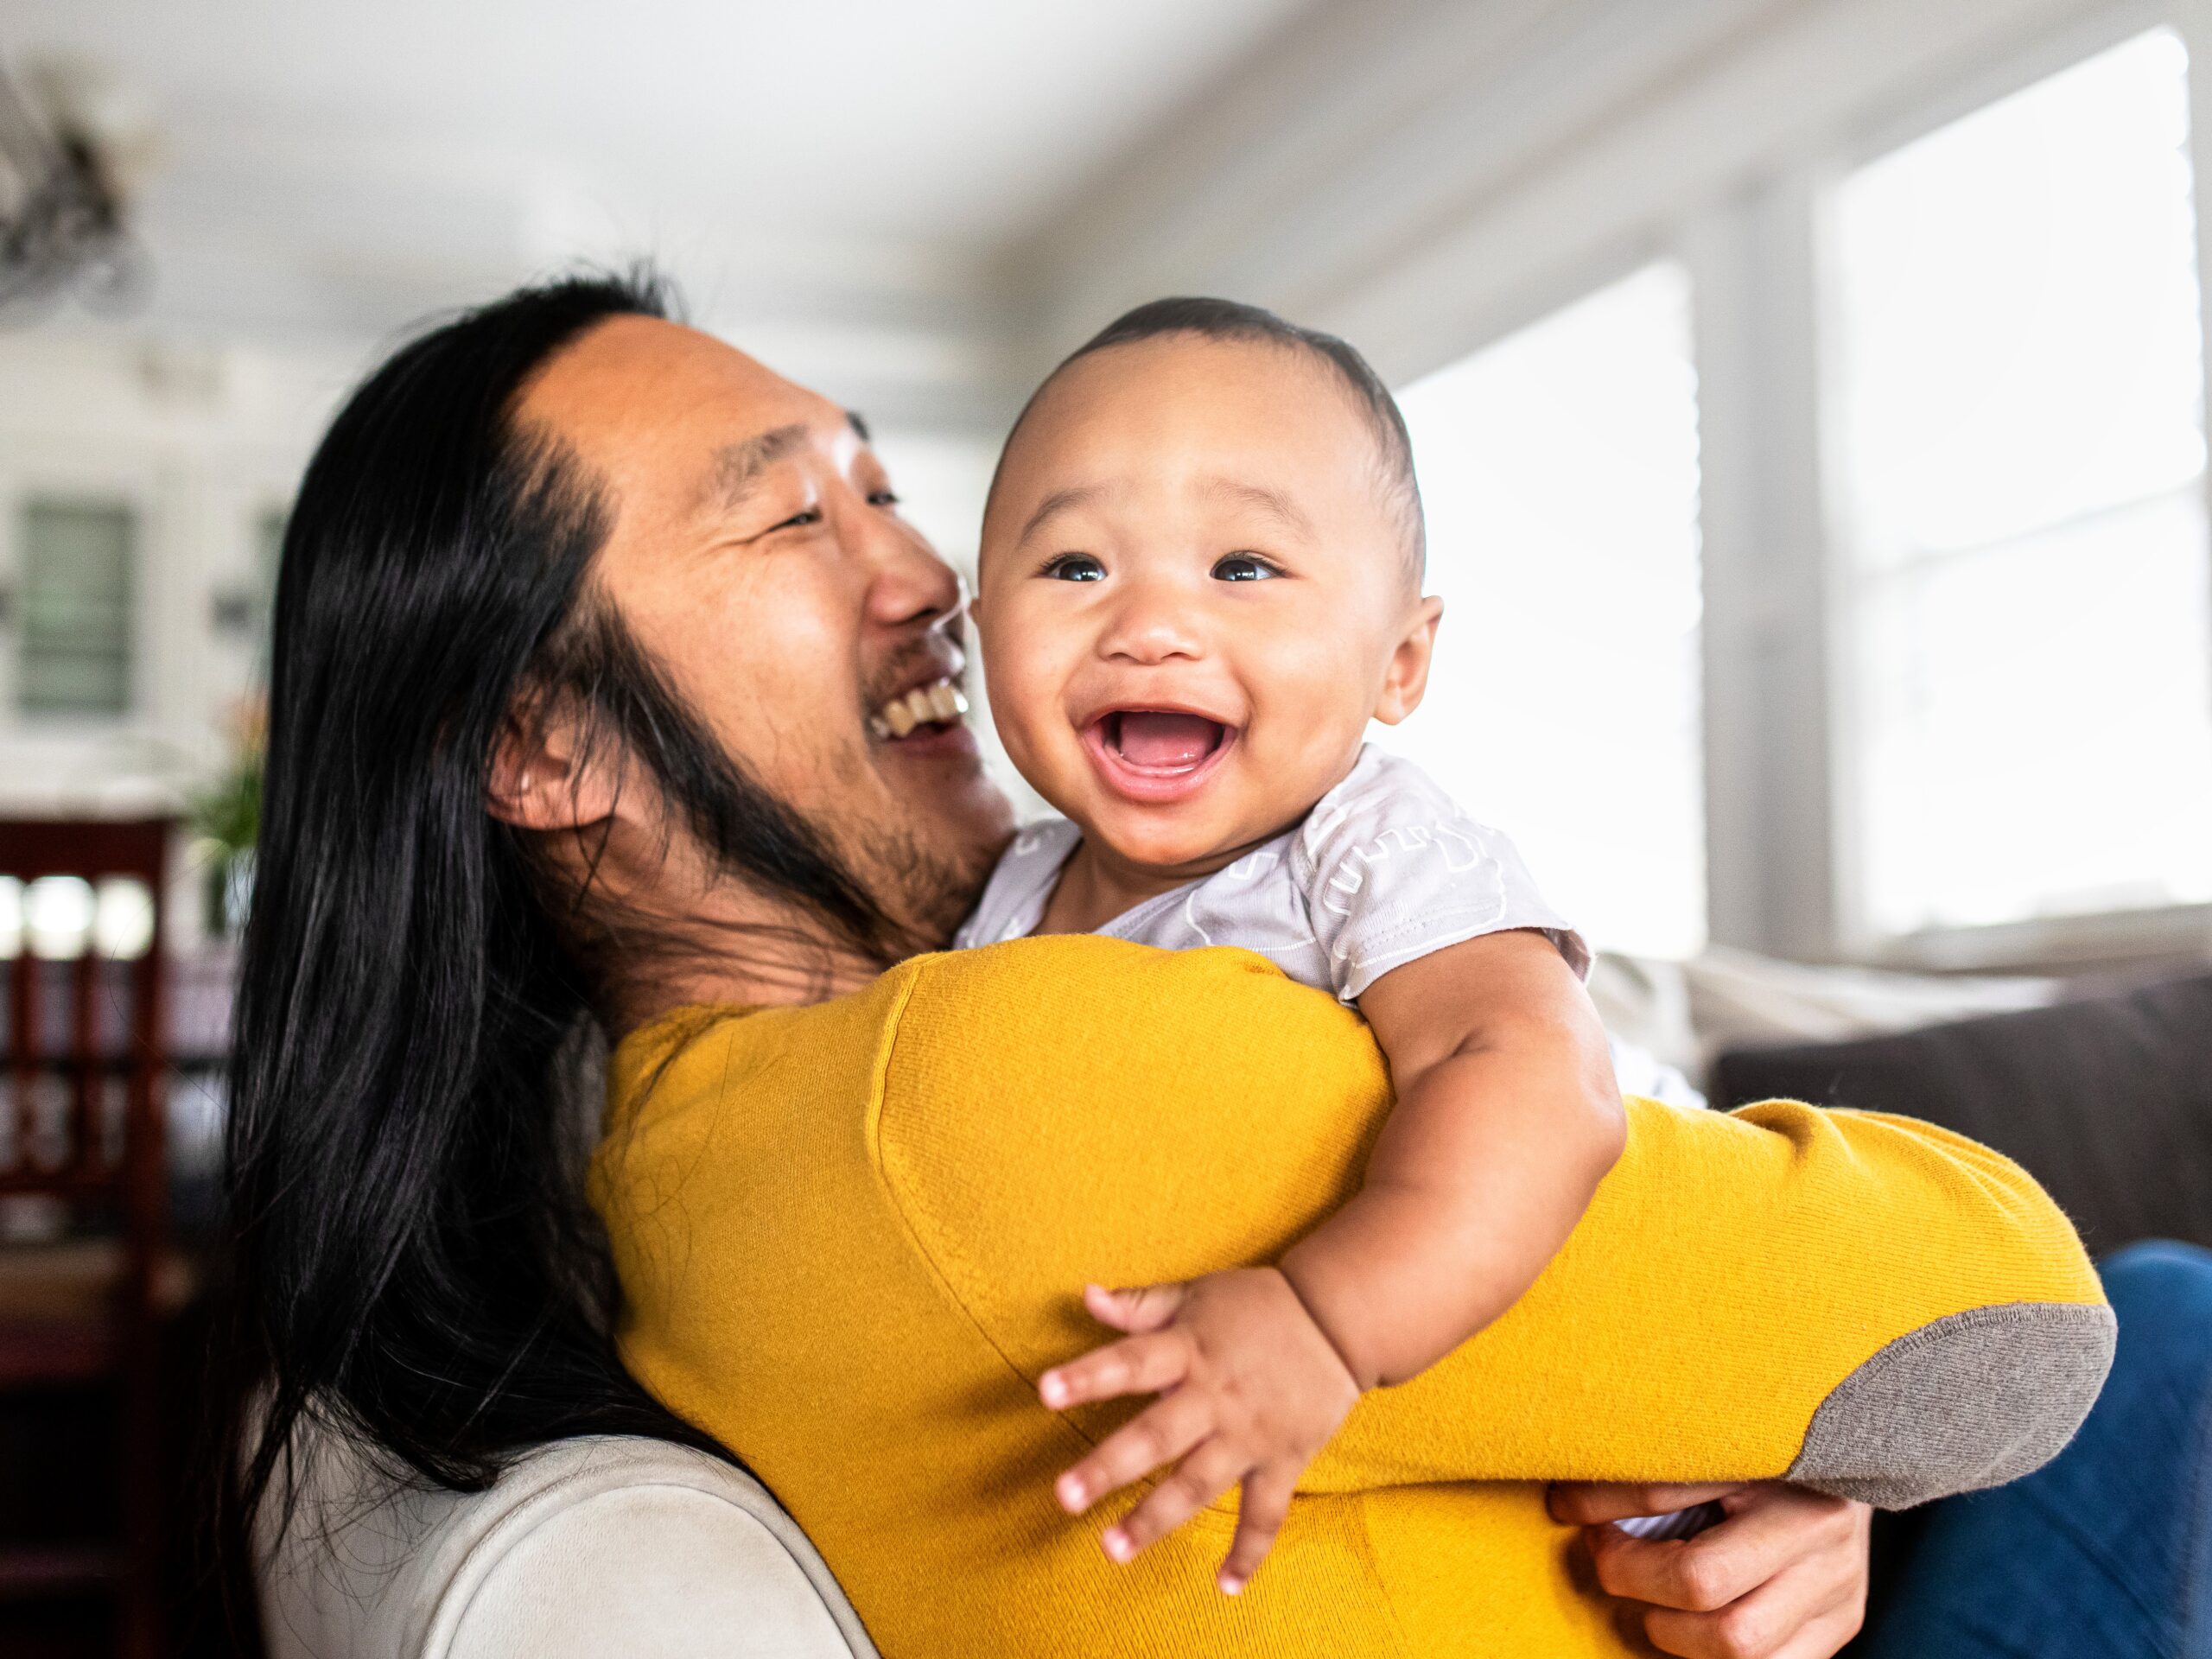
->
<box><xmin>1201</xmin><ymin>476</ymin><xmax>1315</xmax><ymax>538</ymax></box>
<box><xmin>1018</xmin><ymin>483</ymin><xmax>1109</xmax><ymax>545</ymax></box>
<box><xmin>847</xmin><ymin>410</ymin><xmax>871</xmax><ymax>444</ymax></box>
<box><xmin>702</xmin><ymin>423</ymin><xmax>809</xmax><ymax>514</ymax></box>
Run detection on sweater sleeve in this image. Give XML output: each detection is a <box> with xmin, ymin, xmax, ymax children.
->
<box><xmin>877</xmin><ymin>938</ymin><xmax>2111</xmax><ymax>1508</ymax></box>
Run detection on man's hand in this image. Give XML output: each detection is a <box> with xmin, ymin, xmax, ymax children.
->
<box><xmin>1548</xmin><ymin>1482</ymin><xmax>1871</xmax><ymax>1658</ymax></box>
<box><xmin>1037</xmin><ymin>1268</ymin><xmax>1359</xmax><ymax>1594</ymax></box>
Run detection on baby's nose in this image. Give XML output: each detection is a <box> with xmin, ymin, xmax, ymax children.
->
<box><xmin>1098</xmin><ymin>591</ymin><xmax>1206</xmax><ymax>664</ymax></box>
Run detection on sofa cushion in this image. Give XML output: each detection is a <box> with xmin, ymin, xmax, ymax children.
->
<box><xmin>258</xmin><ymin>1431</ymin><xmax>877</xmax><ymax>1659</ymax></box>
<box><xmin>1712</xmin><ymin>973</ymin><xmax>2212</xmax><ymax>1255</ymax></box>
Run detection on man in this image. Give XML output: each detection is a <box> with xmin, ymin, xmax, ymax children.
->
<box><xmin>486</xmin><ymin>283</ymin><xmax>1873</xmax><ymax>1653</ymax></box>
<box><xmin>226</xmin><ymin>272</ymin><xmax>2198</xmax><ymax>1659</ymax></box>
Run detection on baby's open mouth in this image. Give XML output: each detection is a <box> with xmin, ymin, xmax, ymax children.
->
<box><xmin>1082</xmin><ymin>709</ymin><xmax>1236</xmax><ymax>804</ymax></box>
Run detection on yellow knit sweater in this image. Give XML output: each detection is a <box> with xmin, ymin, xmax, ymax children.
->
<box><xmin>595</xmin><ymin>938</ymin><xmax>2106</xmax><ymax>1658</ymax></box>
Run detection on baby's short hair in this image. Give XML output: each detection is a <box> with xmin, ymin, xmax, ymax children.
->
<box><xmin>1002</xmin><ymin>296</ymin><xmax>1427</xmax><ymax>583</ymax></box>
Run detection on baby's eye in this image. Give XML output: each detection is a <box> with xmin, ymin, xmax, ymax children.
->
<box><xmin>1211</xmin><ymin>553</ymin><xmax>1281</xmax><ymax>582</ymax></box>
<box><xmin>1043</xmin><ymin>553</ymin><xmax>1106</xmax><ymax>582</ymax></box>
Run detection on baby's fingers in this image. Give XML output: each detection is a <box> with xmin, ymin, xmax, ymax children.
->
<box><xmin>1101</xmin><ymin>1437</ymin><xmax>1250</xmax><ymax>1563</ymax></box>
<box><xmin>1083</xmin><ymin>1281</ymin><xmax>1188</xmax><ymax>1333</ymax></box>
<box><xmin>1217</xmin><ymin>1464</ymin><xmax>1298</xmax><ymax>1596</ymax></box>
<box><xmin>1039</xmin><ymin>1329</ymin><xmax>1188</xmax><ymax>1410</ymax></box>
<box><xmin>1056</xmin><ymin>1388</ymin><xmax>1213</xmax><ymax>1515</ymax></box>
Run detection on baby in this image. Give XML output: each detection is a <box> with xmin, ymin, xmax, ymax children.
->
<box><xmin>957</xmin><ymin>298</ymin><xmax>1630</xmax><ymax>1594</ymax></box>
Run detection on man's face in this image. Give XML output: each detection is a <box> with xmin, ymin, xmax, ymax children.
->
<box><xmin>513</xmin><ymin>315</ymin><xmax>1014</xmax><ymax>945</ymax></box>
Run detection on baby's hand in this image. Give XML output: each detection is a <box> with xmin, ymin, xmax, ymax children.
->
<box><xmin>1037</xmin><ymin>1268</ymin><xmax>1359</xmax><ymax>1595</ymax></box>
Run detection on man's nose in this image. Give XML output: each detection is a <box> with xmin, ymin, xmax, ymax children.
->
<box><xmin>1097</xmin><ymin>577</ymin><xmax>1206</xmax><ymax>666</ymax></box>
<box><xmin>858</xmin><ymin>506</ymin><xmax>964</xmax><ymax>634</ymax></box>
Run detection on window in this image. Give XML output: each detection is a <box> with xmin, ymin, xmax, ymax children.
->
<box><xmin>1832</xmin><ymin>28</ymin><xmax>2212</xmax><ymax>936</ymax></box>
<box><xmin>253</xmin><ymin>504</ymin><xmax>285</xmax><ymax>671</ymax></box>
<box><xmin>16</xmin><ymin>499</ymin><xmax>137</xmax><ymax>717</ymax></box>
<box><xmin>1390</xmin><ymin>262</ymin><xmax>1706</xmax><ymax>958</ymax></box>
<box><xmin>209</xmin><ymin>504</ymin><xmax>288</xmax><ymax>671</ymax></box>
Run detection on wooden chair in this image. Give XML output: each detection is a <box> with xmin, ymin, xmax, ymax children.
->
<box><xmin>0</xmin><ymin>818</ymin><xmax>175</xmax><ymax>1659</ymax></box>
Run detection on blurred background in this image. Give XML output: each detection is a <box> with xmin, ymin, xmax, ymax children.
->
<box><xmin>0</xmin><ymin>1</ymin><xmax>2207</xmax><ymax>1653</ymax></box>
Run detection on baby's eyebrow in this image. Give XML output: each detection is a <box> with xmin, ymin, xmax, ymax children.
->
<box><xmin>1200</xmin><ymin>476</ymin><xmax>1315</xmax><ymax>539</ymax></box>
<box><xmin>1018</xmin><ymin>483</ymin><xmax>1109</xmax><ymax>544</ymax></box>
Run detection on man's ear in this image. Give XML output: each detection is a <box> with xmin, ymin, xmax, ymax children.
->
<box><xmin>486</xmin><ymin>702</ymin><xmax>624</xmax><ymax>832</ymax></box>
<box><xmin>1372</xmin><ymin>594</ymin><xmax>1444</xmax><ymax>727</ymax></box>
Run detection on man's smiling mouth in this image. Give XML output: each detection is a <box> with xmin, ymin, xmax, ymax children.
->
<box><xmin>1082</xmin><ymin>709</ymin><xmax>1236</xmax><ymax>804</ymax></box>
<box><xmin>869</xmin><ymin>676</ymin><xmax>969</xmax><ymax>740</ymax></box>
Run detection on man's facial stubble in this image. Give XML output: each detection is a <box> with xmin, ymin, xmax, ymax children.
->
<box><xmin>538</xmin><ymin>596</ymin><xmax>989</xmax><ymax>972</ymax></box>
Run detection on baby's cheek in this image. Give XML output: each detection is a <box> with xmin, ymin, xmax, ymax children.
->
<box><xmin>1251</xmin><ymin>621</ymin><xmax>1372</xmax><ymax>732</ymax></box>
<box><xmin>1233</xmin><ymin>626</ymin><xmax>1385</xmax><ymax>808</ymax></box>
<box><xmin>977</xmin><ymin>615</ymin><xmax>1081</xmax><ymax>781</ymax></box>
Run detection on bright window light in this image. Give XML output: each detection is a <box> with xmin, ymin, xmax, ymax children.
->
<box><xmin>1833</xmin><ymin>28</ymin><xmax>2212</xmax><ymax>936</ymax></box>
<box><xmin>1389</xmin><ymin>262</ymin><xmax>1706</xmax><ymax>960</ymax></box>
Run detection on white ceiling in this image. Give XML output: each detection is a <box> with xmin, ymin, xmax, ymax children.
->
<box><xmin>0</xmin><ymin>0</ymin><xmax>1846</xmax><ymax>434</ymax></box>
<box><xmin>0</xmin><ymin>0</ymin><xmax>1310</xmax><ymax>400</ymax></box>
<box><xmin>9</xmin><ymin>0</ymin><xmax>1311</xmax><ymax>238</ymax></box>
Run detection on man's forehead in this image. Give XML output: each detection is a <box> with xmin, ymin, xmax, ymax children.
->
<box><xmin>517</xmin><ymin>315</ymin><xmax>864</xmax><ymax>499</ymax></box>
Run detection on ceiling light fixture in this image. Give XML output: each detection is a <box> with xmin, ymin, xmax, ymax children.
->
<box><xmin>0</xmin><ymin>57</ymin><xmax>152</xmax><ymax>321</ymax></box>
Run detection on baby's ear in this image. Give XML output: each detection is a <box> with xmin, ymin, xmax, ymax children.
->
<box><xmin>1371</xmin><ymin>595</ymin><xmax>1444</xmax><ymax>726</ymax></box>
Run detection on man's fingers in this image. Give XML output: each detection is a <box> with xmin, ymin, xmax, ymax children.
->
<box><xmin>1589</xmin><ymin>1521</ymin><xmax>1762</xmax><ymax>1613</ymax></box>
<box><xmin>1758</xmin><ymin>1601</ymin><xmax>1867</xmax><ymax>1659</ymax></box>
<box><xmin>1596</xmin><ymin>1487</ymin><xmax>1869</xmax><ymax>1659</ymax></box>
<box><xmin>1054</xmin><ymin>1389</ymin><xmax>1214</xmax><ymax>1514</ymax></box>
<box><xmin>1588</xmin><ymin>1487</ymin><xmax>1848</xmax><ymax>1612</ymax></box>
<box><xmin>1548</xmin><ymin>1481</ymin><xmax>1746</xmax><ymax>1526</ymax></box>
<box><xmin>1083</xmin><ymin>1281</ymin><xmax>1187</xmax><ymax>1333</ymax></box>
<box><xmin>1638</xmin><ymin>1556</ymin><xmax>1860</xmax><ymax>1659</ymax></box>
<box><xmin>1217</xmin><ymin>1465</ymin><xmax>1297</xmax><ymax>1596</ymax></box>
<box><xmin>1760</xmin><ymin>1601</ymin><xmax>1866</xmax><ymax>1659</ymax></box>
<box><xmin>1039</xmin><ymin>1330</ymin><xmax>1188</xmax><ymax>1411</ymax></box>
<box><xmin>1100</xmin><ymin>1437</ymin><xmax>1249</xmax><ymax>1562</ymax></box>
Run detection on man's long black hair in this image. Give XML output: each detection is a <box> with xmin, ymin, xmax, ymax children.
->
<box><xmin>215</xmin><ymin>268</ymin><xmax>901</xmax><ymax>1566</ymax></box>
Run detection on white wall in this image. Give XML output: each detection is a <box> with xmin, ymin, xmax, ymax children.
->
<box><xmin>0</xmin><ymin>326</ymin><xmax>367</xmax><ymax>810</ymax></box>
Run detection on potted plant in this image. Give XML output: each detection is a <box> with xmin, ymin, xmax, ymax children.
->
<box><xmin>189</xmin><ymin>696</ymin><xmax>264</xmax><ymax>939</ymax></box>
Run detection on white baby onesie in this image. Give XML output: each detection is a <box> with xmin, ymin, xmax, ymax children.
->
<box><xmin>955</xmin><ymin>744</ymin><xmax>1590</xmax><ymax>998</ymax></box>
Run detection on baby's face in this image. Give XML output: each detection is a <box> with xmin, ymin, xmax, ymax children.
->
<box><xmin>976</xmin><ymin>334</ymin><xmax>1440</xmax><ymax>874</ymax></box>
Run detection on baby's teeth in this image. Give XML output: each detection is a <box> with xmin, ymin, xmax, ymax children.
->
<box><xmin>883</xmin><ymin>699</ymin><xmax>918</xmax><ymax>737</ymax></box>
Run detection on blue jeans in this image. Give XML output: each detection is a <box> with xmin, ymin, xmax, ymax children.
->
<box><xmin>1858</xmin><ymin>1241</ymin><xmax>2212</xmax><ymax>1658</ymax></box>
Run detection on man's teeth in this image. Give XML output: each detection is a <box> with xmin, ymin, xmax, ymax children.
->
<box><xmin>870</xmin><ymin>678</ymin><xmax>969</xmax><ymax>740</ymax></box>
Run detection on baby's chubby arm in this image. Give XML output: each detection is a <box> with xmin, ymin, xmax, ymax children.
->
<box><xmin>1040</xmin><ymin>928</ymin><xmax>1624</xmax><ymax>1592</ymax></box>
<box><xmin>1284</xmin><ymin>926</ymin><xmax>1627</xmax><ymax>1389</ymax></box>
